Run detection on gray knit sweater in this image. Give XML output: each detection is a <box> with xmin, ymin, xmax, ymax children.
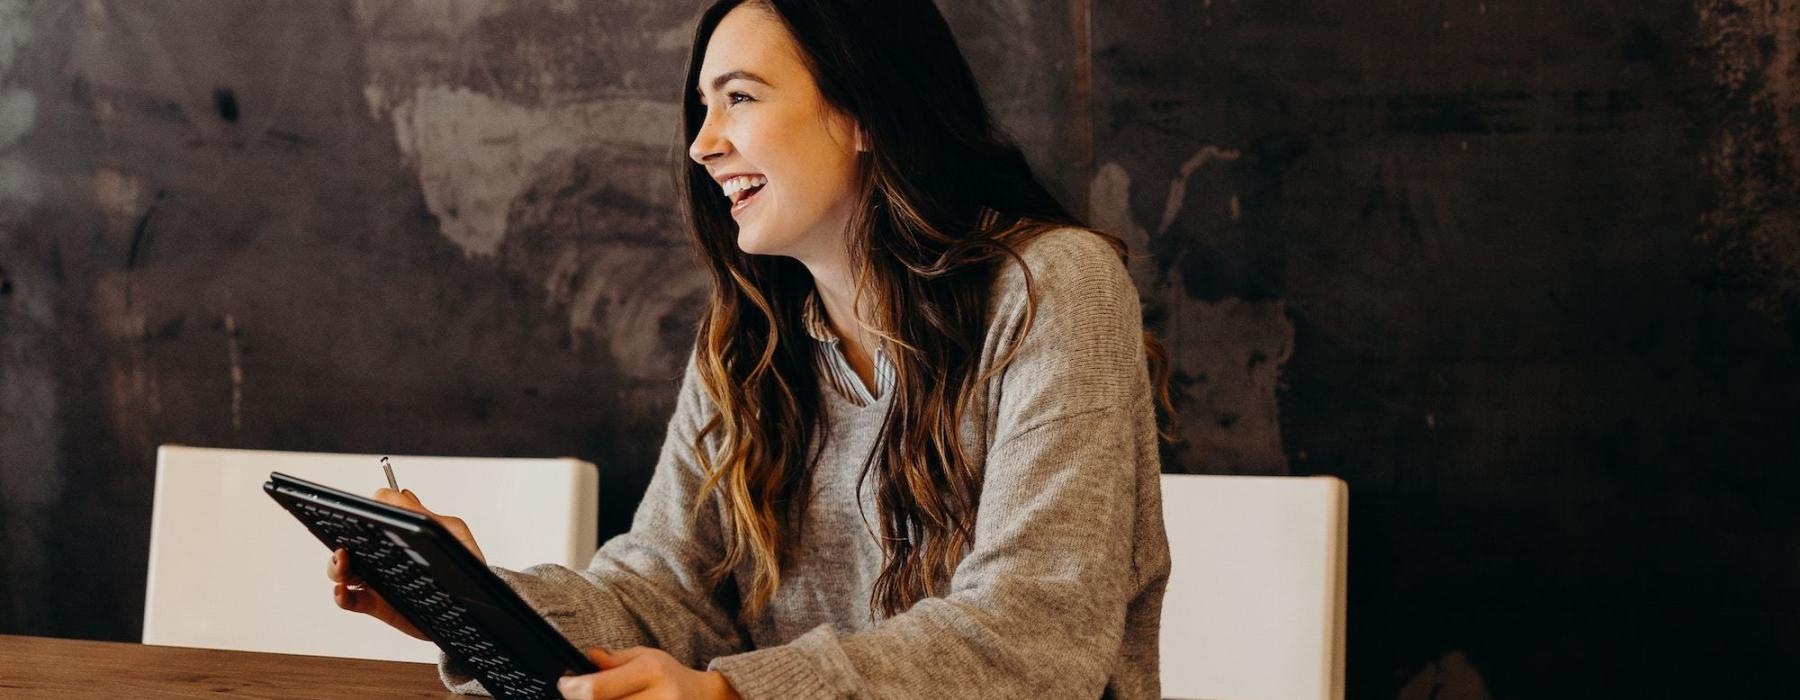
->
<box><xmin>438</xmin><ymin>227</ymin><xmax>1170</xmax><ymax>699</ymax></box>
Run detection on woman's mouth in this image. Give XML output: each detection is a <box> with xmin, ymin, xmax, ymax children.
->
<box><xmin>732</xmin><ymin>183</ymin><xmax>765</xmax><ymax>215</ymax></box>
<box><xmin>722</xmin><ymin>175</ymin><xmax>768</xmax><ymax>216</ymax></box>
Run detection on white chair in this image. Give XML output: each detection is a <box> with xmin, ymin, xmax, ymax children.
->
<box><xmin>142</xmin><ymin>445</ymin><xmax>599</xmax><ymax>663</ymax></box>
<box><xmin>1159</xmin><ymin>474</ymin><xmax>1349</xmax><ymax>700</ymax></box>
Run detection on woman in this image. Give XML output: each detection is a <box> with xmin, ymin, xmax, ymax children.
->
<box><xmin>328</xmin><ymin>1</ymin><xmax>1171</xmax><ymax>697</ymax></box>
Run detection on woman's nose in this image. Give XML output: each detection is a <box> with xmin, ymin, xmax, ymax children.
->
<box><xmin>689</xmin><ymin>113</ymin><xmax>729</xmax><ymax>164</ymax></box>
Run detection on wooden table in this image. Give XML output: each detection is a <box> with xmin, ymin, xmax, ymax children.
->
<box><xmin>0</xmin><ymin>634</ymin><xmax>461</xmax><ymax>698</ymax></box>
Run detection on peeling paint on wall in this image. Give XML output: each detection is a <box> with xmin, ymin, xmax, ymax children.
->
<box><xmin>0</xmin><ymin>265</ymin><xmax>61</xmax><ymax>508</ymax></box>
<box><xmin>225</xmin><ymin>313</ymin><xmax>243</xmax><ymax>435</ymax></box>
<box><xmin>89</xmin><ymin>270</ymin><xmax>146</xmax><ymax>340</ymax></box>
<box><xmin>502</xmin><ymin>147</ymin><xmax>707</xmax><ymax>381</ymax></box>
<box><xmin>0</xmin><ymin>89</ymin><xmax>33</xmax><ymax>148</ymax></box>
<box><xmin>1159</xmin><ymin>146</ymin><xmax>1242</xmax><ymax>235</ymax></box>
<box><xmin>89</xmin><ymin>268</ymin><xmax>160</xmax><ymax>455</ymax></box>
<box><xmin>0</xmin><ymin>360</ymin><xmax>61</xmax><ymax>503</ymax></box>
<box><xmin>357</xmin><ymin>0</ymin><xmax>695</xmax><ymax>107</ymax></box>
<box><xmin>352</xmin><ymin>0</ymin><xmax>704</xmax><ymax>388</ymax></box>
<box><xmin>380</xmin><ymin>84</ymin><xmax>676</xmax><ymax>257</ymax></box>
<box><xmin>0</xmin><ymin>0</ymin><xmax>31</xmax><ymax>57</ymax></box>
<box><xmin>1697</xmin><ymin>0</ymin><xmax>1800</xmax><ymax>314</ymax></box>
<box><xmin>355</xmin><ymin>0</ymin><xmax>692</xmax><ymax>270</ymax></box>
<box><xmin>0</xmin><ymin>157</ymin><xmax>38</xmax><ymax>204</ymax></box>
<box><xmin>1092</xmin><ymin>159</ymin><xmax>1294</xmax><ymax>475</ymax></box>
<box><xmin>0</xmin><ymin>0</ymin><xmax>38</xmax><ymax>205</ymax></box>
<box><xmin>93</xmin><ymin>167</ymin><xmax>144</xmax><ymax>228</ymax></box>
<box><xmin>353</xmin><ymin>0</ymin><xmax>516</xmax><ymax>40</ymax></box>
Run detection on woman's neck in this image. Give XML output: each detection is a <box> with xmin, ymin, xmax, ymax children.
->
<box><xmin>799</xmin><ymin>249</ymin><xmax>883</xmax><ymax>393</ymax></box>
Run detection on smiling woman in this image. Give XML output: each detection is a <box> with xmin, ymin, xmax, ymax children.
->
<box><xmin>327</xmin><ymin>1</ymin><xmax>1174</xmax><ymax>698</ymax></box>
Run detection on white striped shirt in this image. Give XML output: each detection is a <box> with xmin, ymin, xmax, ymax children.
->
<box><xmin>801</xmin><ymin>289</ymin><xmax>895</xmax><ymax>407</ymax></box>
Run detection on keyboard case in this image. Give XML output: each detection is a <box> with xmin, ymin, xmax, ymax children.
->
<box><xmin>264</xmin><ymin>471</ymin><xmax>599</xmax><ymax>699</ymax></box>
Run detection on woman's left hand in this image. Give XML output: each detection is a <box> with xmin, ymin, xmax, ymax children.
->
<box><xmin>557</xmin><ymin>646</ymin><xmax>742</xmax><ymax>700</ymax></box>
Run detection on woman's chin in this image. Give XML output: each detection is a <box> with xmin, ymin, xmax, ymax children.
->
<box><xmin>735</xmin><ymin>226</ymin><xmax>780</xmax><ymax>256</ymax></box>
<box><xmin>735</xmin><ymin>220</ymin><xmax>803</xmax><ymax>257</ymax></box>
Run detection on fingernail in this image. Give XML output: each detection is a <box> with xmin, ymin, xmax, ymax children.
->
<box><xmin>557</xmin><ymin>677</ymin><xmax>575</xmax><ymax>693</ymax></box>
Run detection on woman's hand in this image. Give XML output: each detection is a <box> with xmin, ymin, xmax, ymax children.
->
<box><xmin>325</xmin><ymin>488</ymin><xmax>487</xmax><ymax>640</ymax></box>
<box><xmin>557</xmin><ymin>647</ymin><xmax>742</xmax><ymax>700</ymax></box>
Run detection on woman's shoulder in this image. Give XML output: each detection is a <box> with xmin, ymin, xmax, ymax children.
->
<box><xmin>979</xmin><ymin>225</ymin><xmax>1146</xmax><ymax>408</ymax></box>
<box><xmin>1012</xmin><ymin>225</ymin><xmax>1124</xmax><ymax>266</ymax></box>
<box><xmin>981</xmin><ymin>225</ymin><xmax>1143</xmax><ymax>367</ymax></box>
<box><xmin>991</xmin><ymin>225</ymin><xmax>1137</xmax><ymax>308</ymax></box>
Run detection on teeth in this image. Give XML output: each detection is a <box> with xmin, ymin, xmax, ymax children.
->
<box><xmin>720</xmin><ymin>175</ymin><xmax>768</xmax><ymax>200</ymax></box>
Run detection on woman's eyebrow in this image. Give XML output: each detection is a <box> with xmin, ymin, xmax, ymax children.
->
<box><xmin>699</xmin><ymin>69</ymin><xmax>772</xmax><ymax>97</ymax></box>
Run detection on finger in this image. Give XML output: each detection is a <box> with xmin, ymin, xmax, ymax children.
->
<box><xmin>329</xmin><ymin>549</ymin><xmax>358</xmax><ymax>583</ymax></box>
<box><xmin>334</xmin><ymin>583</ymin><xmax>388</xmax><ymax>618</ymax></box>
<box><xmin>559</xmin><ymin>662</ymin><xmax>654</xmax><ymax>700</ymax></box>
<box><xmin>337</xmin><ymin>584</ymin><xmax>428</xmax><ymax>639</ymax></box>
<box><xmin>338</xmin><ymin>578</ymin><xmax>396</xmax><ymax>613</ymax></box>
<box><xmin>371</xmin><ymin>488</ymin><xmax>484</xmax><ymax>562</ymax></box>
<box><xmin>336</xmin><ymin>582</ymin><xmax>375</xmax><ymax>612</ymax></box>
<box><xmin>372</xmin><ymin>488</ymin><xmax>457</xmax><ymax>530</ymax></box>
<box><xmin>328</xmin><ymin>549</ymin><xmax>365</xmax><ymax>586</ymax></box>
<box><xmin>371</xmin><ymin>487</ymin><xmax>425</xmax><ymax>513</ymax></box>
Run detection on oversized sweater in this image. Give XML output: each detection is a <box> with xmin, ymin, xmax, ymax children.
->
<box><xmin>438</xmin><ymin>227</ymin><xmax>1170</xmax><ymax>699</ymax></box>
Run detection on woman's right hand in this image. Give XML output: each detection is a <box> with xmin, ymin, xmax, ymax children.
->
<box><xmin>326</xmin><ymin>488</ymin><xmax>487</xmax><ymax>641</ymax></box>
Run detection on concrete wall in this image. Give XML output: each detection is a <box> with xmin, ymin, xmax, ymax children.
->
<box><xmin>1</xmin><ymin>1</ymin><xmax>1795</xmax><ymax>697</ymax></box>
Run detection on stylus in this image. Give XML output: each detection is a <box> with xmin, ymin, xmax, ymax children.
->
<box><xmin>381</xmin><ymin>456</ymin><xmax>399</xmax><ymax>491</ymax></box>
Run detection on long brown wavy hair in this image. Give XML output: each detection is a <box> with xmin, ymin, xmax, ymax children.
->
<box><xmin>677</xmin><ymin>0</ymin><xmax>1171</xmax><ymax>621</ymax></box>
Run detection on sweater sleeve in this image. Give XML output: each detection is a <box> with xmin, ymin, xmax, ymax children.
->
<box><xmin>706</xmin><ymin>229</ymin><xmax>1158</xmax><ymax>699</ymax></box>
<box><xmin>438</xmin><ymin>353</ymin><xmax>748</xmax><ymax>695</ymax></box>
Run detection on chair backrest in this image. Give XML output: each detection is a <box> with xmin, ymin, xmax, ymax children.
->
<box><xmin>142</xmin><ymin>445</ymin><xmax>599</xmax><ymax>663</ymax></box>
<box><xmin>1159</xmin><ymin>473</ymin><xmax>1348</xmax><ymax>700</ymax></box>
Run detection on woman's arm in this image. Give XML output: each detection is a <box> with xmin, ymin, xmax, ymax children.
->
<box><xmin>438</xmin><ymin>354</ymin><xmax>749</xmax><ymax>695</ymax></box>
<box><xmin>705</xmin><ymin>229</ymin><xmax>1168</xmax><ymax>699</ymax></box>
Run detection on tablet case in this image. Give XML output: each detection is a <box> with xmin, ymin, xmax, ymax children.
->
<box><xmin>264</xmin><ymin>471</ymin><xmax>599</xmax><ymax>699</ymax></box>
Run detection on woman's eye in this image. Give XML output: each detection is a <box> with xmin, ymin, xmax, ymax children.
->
<box><xmin>728</xmin><ymin>92</ymin><xmax>754</xmax><ymax>106</ymax></box>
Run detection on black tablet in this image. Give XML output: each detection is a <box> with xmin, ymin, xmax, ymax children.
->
<box><xmin>264</xmin><ymin>471</ymin><xmax>599</xmax><ymax>699</ymax></box>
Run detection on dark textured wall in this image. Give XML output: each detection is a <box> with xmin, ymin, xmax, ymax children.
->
<box><xmin>1</xmin><ymin>1</ymin><xmax>1795</xmax><ymax>698</ymax></box>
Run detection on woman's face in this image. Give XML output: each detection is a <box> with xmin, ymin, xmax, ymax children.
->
<box><xmin>688</xmin><ymin>5</ymin><xmax>864</xmax><ymax>262</ymax></box>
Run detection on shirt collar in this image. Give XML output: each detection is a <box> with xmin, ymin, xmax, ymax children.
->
<box><xmin>801</xmin><ymin>288</ymin><xmax>839</xmax><ymax>344</ymax></box>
